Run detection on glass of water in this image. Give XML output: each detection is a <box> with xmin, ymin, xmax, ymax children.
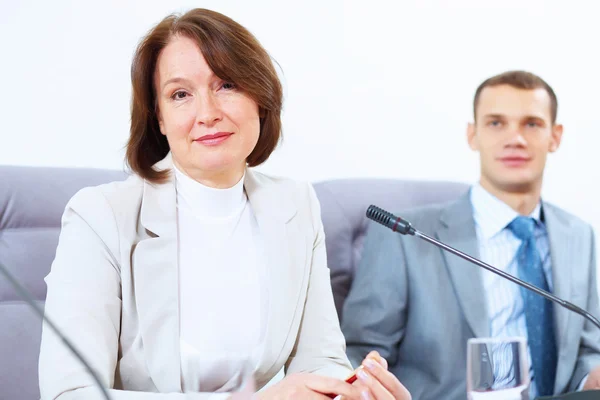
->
<box><xmin>467</xmin><ymin>337</ymin><xmax>530</xmax><ymax>400</ymax></box>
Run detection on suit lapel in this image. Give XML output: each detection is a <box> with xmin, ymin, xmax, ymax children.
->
<box><xmin>133</xmin><ymin>154</ymin><xmax>182</xmax><ymax>392</ymax></box>
<box><xmin>544</xmin><ymin>204</ymin><xmax>574</xmax><ymax>348</ymax></box>
<box><xmin>437</xmin><ymin>193</ymin><xmax>490</xmax><ymax>338</ymax></box>
<box><xmin>544</xmin><ymin>204</ymin><xmax>576</xmax><ymax>392</ymax></box>
<box><xmin>244</xmin><ymin>171</ymin><xmax>303</xmax><ymax>381</ymax></box>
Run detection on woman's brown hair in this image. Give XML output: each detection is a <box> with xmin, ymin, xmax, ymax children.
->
<box><xmin>126</xmin><ymin>8</ymin><xmax>283</xmax><ymax>183</ymax></box>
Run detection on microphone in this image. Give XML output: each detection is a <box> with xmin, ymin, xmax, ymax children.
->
<box><xmin>365</xmin><ymin>205</ymin><xmax>600</xmax><ymax>331</ymax></box>
<box><xmin>0</xmin><ymin>260</ymin><xmax>111</xmax><ymax>400</ymax></box>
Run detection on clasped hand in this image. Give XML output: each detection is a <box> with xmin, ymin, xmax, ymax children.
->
<box><xmin>252</xmin><ymin>351</ymin><xmax>410</xmax><ymax>400</ymax></box>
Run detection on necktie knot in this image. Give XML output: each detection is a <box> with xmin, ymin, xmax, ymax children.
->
<box><xmin>508</xmin><ymin>216</ymin><xmax>536</xmax><ymax>241</ymax></box>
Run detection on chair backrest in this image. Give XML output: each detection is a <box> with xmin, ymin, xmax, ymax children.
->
<box><xmin>0</xmin><ymin>165</ymin><xmax>128</xmax><ymax>400</ymax></box>
<box><xmin>0</xmin><ymin>166</ymin><xmax>469</xmax><ymax>399</ymax></box>
<box><xmin>312</xmin><ymin>178</ymin><xmax>470</xmax><ymax>320</ymax></box>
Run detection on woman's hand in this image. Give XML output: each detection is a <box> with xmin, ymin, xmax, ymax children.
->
<box><xmin>255</xmin><ymin>372</ymin><xmax>363</xmax><ymax>400</ymax></box>
<box><xmin>351</xmin><ymin>351</ymin><xmax>411</xmax><ymax>400</ymax></box>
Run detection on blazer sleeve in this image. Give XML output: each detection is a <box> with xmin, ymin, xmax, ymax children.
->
<box><xmin>340</xmin><ymin>217</ymin><xmax>409</xmax><ymax>370</ymax></box>
<box><xmin>38</xmin><ymin>187</ymin><xmax>237</xmax><ymax>400</ymax></box>
<box><xmin>284</xmin><ymin>183</ymin><xmax>354</xmax><ymax>380</ymax></box>
<box><xmin>568</xmin><ymin>227</ymin><xmax>600</xmax><ymax>392</ymax></box>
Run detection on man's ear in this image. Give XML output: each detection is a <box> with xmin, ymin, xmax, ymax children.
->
<box><xmin>549</xmin><ymin>123</ymin><xmax>563</xmax><ymax>153</ymax></box>
<box><xmin>467</xmin><ymin>122</ymin><xmax>478</xmax><ymax>151</ymax></box>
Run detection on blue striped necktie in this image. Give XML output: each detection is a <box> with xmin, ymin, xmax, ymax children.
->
<box><xmin>507</xmin><ymin>216</ymin><xmax>557</xmax><ymax>396</ymax></box>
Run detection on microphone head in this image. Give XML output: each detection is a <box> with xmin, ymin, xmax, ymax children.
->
<box><xmin>366</xmin><ymin>205</ymin><xmax>415</xmax><ymax>235</ymax></box>
<box><xmin>366</xmin><ymin>205</ymin><xmax>395</xmax><ymax>227</ymax></box>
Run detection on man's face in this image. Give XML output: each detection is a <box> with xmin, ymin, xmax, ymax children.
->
<box><xmin>467</xmin><ymin>84</ymin><xmax>563</xmax><ymax>193</ymax></box>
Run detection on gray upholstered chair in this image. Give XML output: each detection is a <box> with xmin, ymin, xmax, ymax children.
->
<box><xmin>312</xmin><ymin>179</ymin><xmax>470</xmax><ymax>320</ymax></box>
<box><xmin>0</xmin><ymin>166</ymin><xmax>468</xmax><ymax>399</ymax></box>
<box><xmin>0</xmin><ymin>166</ymin><xmax>128</xmax><ymax>400</ymax></box>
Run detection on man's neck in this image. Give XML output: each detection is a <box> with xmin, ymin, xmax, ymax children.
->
<box><xmin>479</xmin><ymin>178</ymin><xmax>541</xmax><ymax>216</ymax></box>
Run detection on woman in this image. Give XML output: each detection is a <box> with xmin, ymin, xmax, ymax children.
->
<box><xmin>38</xmin><ymin>8</ymin><xmax>410</xmax><ymax>400</ymax></box>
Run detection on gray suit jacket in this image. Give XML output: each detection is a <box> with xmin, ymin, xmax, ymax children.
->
<box><xmin>342</xmin><ymin>192</ymin><xmax>600</xmax><ymax>400</ymax></box>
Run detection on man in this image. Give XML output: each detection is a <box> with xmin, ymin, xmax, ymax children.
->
<box><xmin>341</xmin><ymin>70</ymin><xmax>600</xmax><ymax>400</ymax></box>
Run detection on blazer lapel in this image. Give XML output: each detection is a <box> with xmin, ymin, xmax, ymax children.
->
<box><xmin>437</xmin><ymin>193</ymin><xmax>490</xmax><ymax>338</ymax></box>
<box><xmin>544</xmin><ymin>204</ymin><xmax>576</xmax><ymax>392</ymax></box>
<box><xmin>244</xmin><ymin>171</ymin><xmax>303</xmax><ymax>382</ymax></box>
<box><xmin>133</xmin><ymin>154</ymin><xmax>182</xmax><ymax>392</ymax></box>
<box><xmin>544</xmin><ymin>204</ymin><xmax>574</xmax><ymax>348</ymax></box>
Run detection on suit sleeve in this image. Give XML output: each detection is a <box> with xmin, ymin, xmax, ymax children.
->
<box><xmin>568</xmin><ymin>227</ymin><xmax>600</xmax><ymax>392</ymax></box>
<box><xmin>38</xmin><ymin>188</ymin><xmax>237</xmax><ymax>400</ymax></box>
<box><xmin>284</xmin><ymin>183</ymin><xmax>354</xmax><ymax>380</ymax></box>
<box><xmin>341</xmin><ymin>217</ymin><xmax>409</xmax><ymax>369</ymax></box>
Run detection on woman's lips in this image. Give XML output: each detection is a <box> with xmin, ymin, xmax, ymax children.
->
<box><xmin>194</xmin><ymin>132</ymin><xmax>233</xmax><ymax>146</ymax></box>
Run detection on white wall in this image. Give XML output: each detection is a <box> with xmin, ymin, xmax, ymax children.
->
<box><xmin>2</xmin><ymin>0</ymin><xmax>600</xmax><ymax>250</ymax></box>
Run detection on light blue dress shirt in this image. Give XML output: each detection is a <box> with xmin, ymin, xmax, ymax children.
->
<box><xmin>470</xmin><ymin>184</ymin><xmax>587</xmax><ymax>397</ymax></box>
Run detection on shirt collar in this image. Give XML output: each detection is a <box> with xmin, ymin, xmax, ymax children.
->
<box><xmin>470</xmin><ymin>183</ymin><xmax>542</xmax><ymax>240</ymax></box>
<box><xmin>174</xmin><ymin>165</ymin><xmax>246</xmax><ymax>219</ymax></box>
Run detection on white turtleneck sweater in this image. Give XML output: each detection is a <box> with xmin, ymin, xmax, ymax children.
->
<box><xmin>174</xmin><ymin>166</ymin><xmax>267</xmax><ymax>395</ymax></box>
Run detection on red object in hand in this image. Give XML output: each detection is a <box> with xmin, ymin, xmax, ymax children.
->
<box><xmin>325</xmin><ymin>372</ymin><xmax>358</xmax><ymax>398</ymax></box>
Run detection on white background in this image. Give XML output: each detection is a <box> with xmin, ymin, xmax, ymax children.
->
<box><xmin>2</xmin><ymin>2</ymin><xmax>600</xmax><ymax>262</ymax></box>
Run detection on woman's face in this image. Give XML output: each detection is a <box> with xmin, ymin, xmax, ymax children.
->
<box><xmin>155</xmin><ymin>35</ymin><xmax>260</xmax><ymax>187</ymax></box>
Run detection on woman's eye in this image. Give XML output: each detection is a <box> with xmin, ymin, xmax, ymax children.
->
<box><xmin>172</xmin><ymin>91</ymin><xmax>188</xmax><ymax>100</ymax></box>
<box><xmin>221</xmin><ymin>82</ymin><xmax>235</xmax><ymax>90</ymax></box>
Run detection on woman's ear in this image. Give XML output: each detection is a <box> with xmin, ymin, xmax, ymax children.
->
<box><xmin>156</xmin><ymin>105</ymin><xmax>166</xmax><ymax>136</ymax></box>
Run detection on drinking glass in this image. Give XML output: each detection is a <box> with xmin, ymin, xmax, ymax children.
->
<box><xmin>467</xmin><ymin>337</ymin><xmax>530</xmax><ymax>400</ymax></box>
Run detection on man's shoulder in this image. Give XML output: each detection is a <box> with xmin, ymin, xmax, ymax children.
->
<box><xmin>395</xmin><ymin>197</ymin><xmax>466</xmax><ymax>230</ymax></box>
<box><xmin>543</xmin><ymin>201</ymin><xmax>594</xmax><ymax>235</ymax></box>
<box><xmin>399</xmin><ymin>201</ymin><xmax>451</xmax><ymax>220</ymax></box>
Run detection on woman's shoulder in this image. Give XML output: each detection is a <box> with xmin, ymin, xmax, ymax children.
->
<box><xmin>248</xmin><ymin>170</ymin><xmax>317</xmax><ymax>204</ymax></box>
<box><xmin>65</xmin><ymin>174</ymin><xmax>145</xmax><ymax>221</ymax></box>
<box><xmin>247</xmin><ymin>170</ymin><xmax>322</xmax><ymax>230</ymax></box>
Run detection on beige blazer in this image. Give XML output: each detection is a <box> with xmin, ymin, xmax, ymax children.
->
<box><xmin>39</xmin><ymin>154</ymin><xmax>352</xmax><ymax>399</ymax></box>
